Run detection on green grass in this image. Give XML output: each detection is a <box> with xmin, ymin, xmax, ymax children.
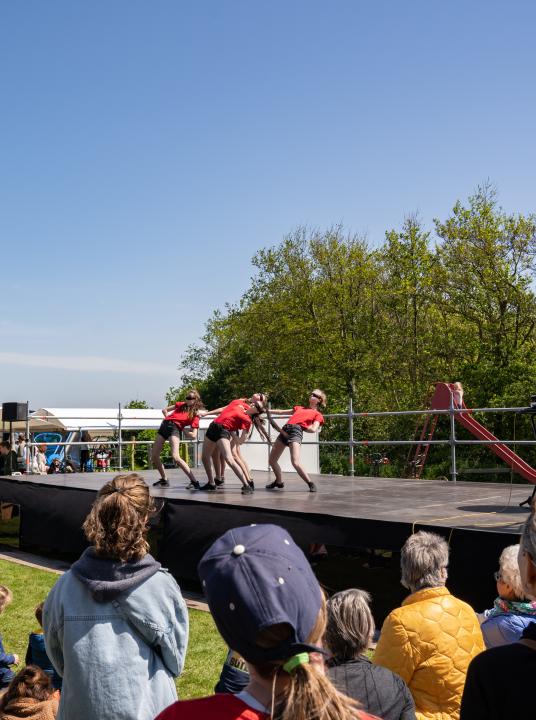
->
<box><xmin>0</xmin><ymin>559</ymin><xmax>226</xmax><ymax>699</ymax></box>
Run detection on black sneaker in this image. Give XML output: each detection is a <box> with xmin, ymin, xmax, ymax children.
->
<box><xmin>308</xmin><ymin>482</ymin><xmax>317</xmax><ymax>493</ymax></box>
<box><xmin>266</xmin><ymin>481</ymin><xmax>284</xmax><ymax>490</ymax></box>
<box><xmin>241</xmin><ymin>485</ymin><xmax>253</xmax><ymax>495</ymax></box>
<box><xmin>186</xmin><ymin>480</ymin><xmax>200</xmax><ymax>490</ymax></box>
<box><xmin>214</xmin><ymin>477</ymin><xmax>225</xmax><ymax>487</ymax></box>
<box><xmin>199</xmin><ymin>483</ymin><xmax>217</xmax><ymax>492</ymax></box>
<box><xmin>248</xmin><ymin>479</ymin><xmax>255</xmax><ymax>490</ymax></box>
<box><xmin>153</xmin><ymin>478</ymin><xmax>170</xmax><ymax>488</ymax></box>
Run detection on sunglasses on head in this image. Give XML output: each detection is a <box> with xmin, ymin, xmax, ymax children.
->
<box><xmin>311</xmin><ymin>392</ymin><xmax>323</xmax><ymax>401</ymax></box>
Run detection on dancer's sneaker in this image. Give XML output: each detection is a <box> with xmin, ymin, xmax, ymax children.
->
<box><xmin>266</xmin><ymin>481</ymin><xmax>284</xmax><ymax>490</ymax></box>
<box><xmin>248</xmin><ymin>479</ymin><xmax>255</xmax><ymax>490</ymax></box>
<box><xmin>199</xmin><ymin>483</ymin><xmax>217</xmax><ymax>492</ymax></box>
<box><xmin>186</xmin><ymin>479</ymin><xmax>200</xmax><ymax>490</ymax></box>
<box><xmin>308</xmin><ymin>481</ymin><xmax>317</xmax><ymax>493</ymax></box>
<box><xmin>153</xmin><ymin>478</ymin><xmax>170</xmax><ymax>488</ymax></box>
<box><xmin>241</xmin><ymin>485</ymin><xmax>253</xmax><ymax>495</ymax></box>
<box><xmin>214</xmin><ymin>477</ymin><xmax>225</xmax><ymax>487</ymax></box>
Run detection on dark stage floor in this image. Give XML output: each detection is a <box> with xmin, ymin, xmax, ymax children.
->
<box><xmin>1</xmin><ymin>469</ymin><xmax>532</xmax><ymax>616</ymax></box>
<box><xmin>3</xmin><ymin>468</ymin><xmax>530</xmax><ymax>535</ymax></box>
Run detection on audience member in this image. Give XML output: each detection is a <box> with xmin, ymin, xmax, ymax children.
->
<box><xmin>15</xmin><ymin>436</ymin><xmax>27</xmax><ymax>472</ymax></box>
<box><xmin>0</xmin><ymin>586</ymin><xmax>19</xmax><ymax>690</ymax></box>
<box><xmin>46</xmin><ymin>459</ymin><xmax>62</xmax><ymax>475</ymax></box>
<box><xmin>25</xmin><ymin>603</ymin><xmax>61</xmax><ymax>690</ymax></box>
<box><xmin>32</xmin><ymin>446</ymin><xmax>48</xmax><ymax>475</ymax></box>
<box><xmin>478</xmin><ymin>543</ymin><xmax>536</xmax><ymax>648</ymax></box>
<box><xmin>94</xmin><ymin>445</ymin><xmax>111</xmax><ymax>471</ymax></box>
<box><xmin>326</xmin><ymin>589</ymin><xmax>415</xmax><ymax>720</ymax></box>
<box><xmin>156</xmin><ymin>523</ymin><xmax>377</xmax><ymax>720</ymax></box>
<box><xmin>373</xmin><ymin>531</ymin><xmax>484</xmax><ymax>720</ymax></box>
<box><xmin>0</xmin><ymin>666</ymin><xmax>58</xmax><ymax>720</ymax></box>
<box><xmin>460</xmin><ymin>505</ymin><xmax>536</xmax><ymax>719</ymax></box>
<box><xmin>214</xmin><ymin>648</ymin><xmax>250</xmax><ymax>694</ymax></box>
<box><xmin>43</xmin><ymin>473</ymin><xmax>188</xmax><ymax>720</ymax></box>
<box><xmin>0</xmin><ymin>443</ymin><xmax>18</xmax><ymax>476</ymax></box>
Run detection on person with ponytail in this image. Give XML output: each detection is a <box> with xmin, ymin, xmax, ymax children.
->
<box><xmin>152</xmin><ymin>390</ymin><xmax>205</xmax><ymax>489</ymax></box>
<box><xmin>0</xmin><ymin>665</ymin><xmax>58</xmax><ymax>720</ymax></box>
<box><xmin>43</xmin><ymin>474</ymin><xmax>188</xmax><ymax>720</ymax></box>
<box><xmin>155</xmin><ymin>523</ymin><xmax>378</xmax><ymax>720</ymax></box>
<box><xmin>461</xmin><ymin>502</ymin><xmax>536</xmax><ymax>719</ymax></box>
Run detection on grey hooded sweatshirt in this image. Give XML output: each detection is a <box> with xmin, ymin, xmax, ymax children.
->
<box><xmin>43</xmin><ymin>547</ymin><xmax>188</xmax><ymax>720</ymax></box>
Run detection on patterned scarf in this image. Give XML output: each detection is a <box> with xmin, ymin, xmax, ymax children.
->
<box><xmin>488</xmin><ymin>596</ymin><xmax>536</xmax><ymax>617</ymax></box>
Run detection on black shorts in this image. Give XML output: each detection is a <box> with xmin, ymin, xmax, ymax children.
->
<box><xmin>205</xmin><ymin>421</ymin><xmax>232</xmax><ymax>443</ymax></box>
<box><xmin>278</xmin><ymin>423</ymin><xmax>304</xmax><ymax>446</ymax></box>
<box><xmin>157</xmin><ymin>420</ymin><xmax>182</xmax><ymax>441</ymax></box>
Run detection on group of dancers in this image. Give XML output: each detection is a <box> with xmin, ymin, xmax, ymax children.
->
<box><xmin>151</xmin><ymin>388</ymin><xmax>326</xmax><ymax>494</ymax></box>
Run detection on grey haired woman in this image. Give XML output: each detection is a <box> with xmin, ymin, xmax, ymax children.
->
<box><xmin>326</xmin><ymin>589</ymin><xmax>415</xmax><ymax>720</ymax></box>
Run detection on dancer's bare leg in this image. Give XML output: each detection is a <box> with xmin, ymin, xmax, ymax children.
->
<box><xmin>151</xmin><ymin>434</ymin><xmax>167</xmax><ymax>481</ymax></box>
<box><xmin>268</xmin><ymin>439</ymin><xmax>286</xmax><ymax>485</ymax></box>
<box><xmin>217</xmin><ymin>438</ymin><xmax>248</xmax><ymax>487</ymax></box>
<box><xmin>169</xmin><ymin>435</ymin><xmax>197</xmax><ymax>485</ymax></box>
<box><xmin>202</xmin><ymin>439</ymin><xmax>216</xmax><ymax>484</ymax></box>
<box><xmin>289</xmin><ymin>442</ymin><xmax>315</xmax><ymax>488</ymax></box>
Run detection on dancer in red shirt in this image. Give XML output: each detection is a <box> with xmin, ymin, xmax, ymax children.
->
<box><xmin>201</xmin><ymin>399</ymin><xmax>265</xmax><ymax>494</ymax></box>
<box><xmin>266</xmin><ymin>389</ymin><xmax>326</xmax><ymax>492</ymax></box>
<box><xmin>152</xmin><ymin>390</ymin><xmax>204</xmax><ymax>489</ymax></box>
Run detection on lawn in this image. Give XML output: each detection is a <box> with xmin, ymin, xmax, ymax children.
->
<box><xmin>0</xmin><ymin>559</ymin><xmax>226</xmax><ymax>699</ymax></box>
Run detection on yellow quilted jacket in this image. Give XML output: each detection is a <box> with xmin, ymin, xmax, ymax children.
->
<box><xmin>373</xmin><ymin>586</ymin><xmax>484</xmax><ymax>720</ymax></box>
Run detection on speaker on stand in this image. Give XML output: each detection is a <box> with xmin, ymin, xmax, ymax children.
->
<box><xmin>1</xmin><ymin>402</ymin><xmax>29</xmax><ymax>472</ymax></box>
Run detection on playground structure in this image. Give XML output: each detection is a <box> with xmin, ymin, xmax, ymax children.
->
<box><xmin>408</xmin><ymin>382</ymin><xmax>536</xmax><ymax>484</ymax></box>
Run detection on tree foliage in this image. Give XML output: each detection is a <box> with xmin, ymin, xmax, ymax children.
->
<box><xmin>172</xmin><ymin>186</ymin><xmax>536</xmax><ymax>476</ymax></box>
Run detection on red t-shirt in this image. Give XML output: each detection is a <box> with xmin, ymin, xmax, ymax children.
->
<box><xmin>165</xmin><ymin>402</ymin><xmax>200</xmax><ymax>430</ymax></box>
<box><xmin>288</xmin><ymin>406</ymin><xmax>324</xmax><ymax>428</ymax></box>
<box><xmin>156</xmin><ymin>695</ymin><xmax>267</xmax><ymax>720</ymax></box>
<box><xmin>155</xmin><ymin>694</ymin><xmax>379</xmax><ymax>720</ymax></box>
<box><xmin>214</xmin><ymin>402</ymin><xmax>252</xmax><ymax>432</ymax></box>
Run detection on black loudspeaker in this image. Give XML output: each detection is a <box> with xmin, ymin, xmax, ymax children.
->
<box><xmin>2</xmin><ymin>402</ymin><xmax>27</xmax><ymax>422</ymax></box>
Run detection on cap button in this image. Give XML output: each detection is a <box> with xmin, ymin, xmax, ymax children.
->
<box><xmin>232</xmin><ymin>544</ymin><xmax>246</xmax><ymax>556</ymax></box>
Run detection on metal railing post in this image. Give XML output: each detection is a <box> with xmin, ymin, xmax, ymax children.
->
<box><xmin>349</xmin><ymin>397</ymin><xmax>355</xmax><ymax>476</ymax></box>
<box><xmin>449</xmin><ymin>392</ymin><xmax>457</xmax><ymax>482</ymax></box>
<box><xmin>118</xmin><ymin>403</ymin><xmax>123</xmax><ymax>470</ymax></box>
<box><xmin>25</xmin><ymin>400</ymin><xmax>30</xmax><ymax>473</ymax></box>
<box><xmin>267</xmin><ymin>401</ymin><xmax>272</xmax><ymax>475</ymax></box>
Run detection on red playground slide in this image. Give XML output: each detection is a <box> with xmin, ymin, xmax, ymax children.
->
<box><xmin>430</xmin><ymin>382</ymin><xmax>536</xmax><ymax>485</ymax></box>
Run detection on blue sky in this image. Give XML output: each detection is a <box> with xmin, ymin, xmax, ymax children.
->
<box><xmin>1</xmin><ymin>1</ymin><xmax>535</xmax><ymax>408</ymax></box>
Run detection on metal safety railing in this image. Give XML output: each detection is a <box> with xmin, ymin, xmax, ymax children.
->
<box><xmin>3</xmin><ymin>397</ymin><xmax>536</xmax><ymax>482</ymax></box>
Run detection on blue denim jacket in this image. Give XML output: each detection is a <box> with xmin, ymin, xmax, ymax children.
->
<box><xmin>26</xmin><ymin>632</ymin><xmax>62</xmax><ymax>689</ymax></box>
<box><xmin>43</xmin><ymin>551</ymin><xmax>188</xmax><ymax>720</ymax></box>
<box><xmin>0</xmin><ymin>633</ymin><xmax>15</xmax><ymax>687</ymax></box>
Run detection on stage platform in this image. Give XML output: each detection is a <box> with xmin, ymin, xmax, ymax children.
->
<box><xmin>0</xmin><ymin>469</ymin><xmax>531</xmax><ymax>616</ymax></box>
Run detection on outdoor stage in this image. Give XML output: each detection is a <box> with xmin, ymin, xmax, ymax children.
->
<box><xmin>0</xmin><ymin>468</ymin><xmax>531</xmax><ymax>615</ymax></box>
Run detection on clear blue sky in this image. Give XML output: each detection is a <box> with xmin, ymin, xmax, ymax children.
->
<box><xmin>1</xmin><ymin>1</ymin><xmax>535</xmax><ymax>408</ymax></box>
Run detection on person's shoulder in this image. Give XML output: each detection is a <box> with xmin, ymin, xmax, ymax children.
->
<box><xmin>157</xmin><ymin>694</ymin><xmax>267</xmax><ymax>720</ymax></box>
<box><xmin>469</xmin><ymin>642</ymin><xmax>530</xmax><ymax>670</ymax></box>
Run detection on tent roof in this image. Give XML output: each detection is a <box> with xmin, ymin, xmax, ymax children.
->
<box><xmin>5</xmin><ymin>408</ymin><xmax>165</xmax><ymax>434</ymax></box>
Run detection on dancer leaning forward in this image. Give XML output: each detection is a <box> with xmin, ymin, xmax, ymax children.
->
<box><xmin>152</xmin><ymin>390</ymin><xmax>204</xmax><ymax>489</ymax></box>
<box><xmin>266</xmin><ymin>389</ymin><xmax>326</xmax><ymax>493</ymax></box>
<box><xmin>201</xmin><ymin>398</ymin><xmax>266</xmax><ymax>494</ymax></box>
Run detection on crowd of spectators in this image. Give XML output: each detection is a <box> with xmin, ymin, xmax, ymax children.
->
<box><xmin>0</xmin><ymin>472</ymin><xmax>534</xmax><ymax>719</ymax></box>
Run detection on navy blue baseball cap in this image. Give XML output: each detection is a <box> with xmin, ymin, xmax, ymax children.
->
<box><xmin>198</xmin><ymin>524</ymin><xmax>323</xmax><ymax>665</ymax></box>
